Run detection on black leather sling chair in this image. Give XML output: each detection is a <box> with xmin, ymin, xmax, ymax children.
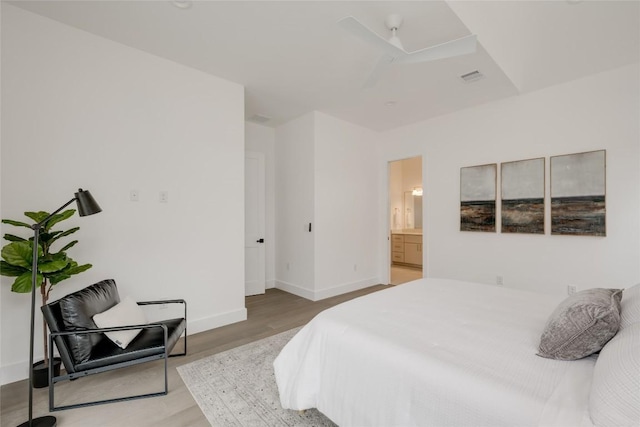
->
<box><xmin>41</xmin><ymin>279</ymin><xmax>187</xmax><ymax>411</ymax></box>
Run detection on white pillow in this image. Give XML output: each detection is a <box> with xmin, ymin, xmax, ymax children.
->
<box><xmin>620</xmin><ymin>283</ymin><xmax>640</xmax><ymax>329</ymax></box>
<box><xmin>93</xmin><ymin>296</ymin><xmax>147</xmax><ymax>349</ymax></box>
<box><xmin>589</xmin><ymin>322</ymin><xmax>640</xmax><ymax>427</ymax></box>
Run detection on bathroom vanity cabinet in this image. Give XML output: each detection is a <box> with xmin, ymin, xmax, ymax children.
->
<box><xmin>391</xmin><ymin>233</ymin><xmax>423</xmax><ymax>267</ymax></box>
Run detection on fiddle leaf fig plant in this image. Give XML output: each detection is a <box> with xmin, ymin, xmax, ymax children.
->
<box><xmin>0</xmin><ymin>209</ymin><xmax>92</xmax><ymax>366</ymax></box>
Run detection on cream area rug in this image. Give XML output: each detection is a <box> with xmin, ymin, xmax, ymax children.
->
<box><xmin>177</xmin><ymin>327</ymin><xmax>336</xmax><ymax>427</ymax></box>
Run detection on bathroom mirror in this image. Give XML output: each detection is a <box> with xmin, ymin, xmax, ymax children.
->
<box><xmin>404</xmin><ymin>191</ymin><xmax>423</xmax><ymax>229</ymax></box>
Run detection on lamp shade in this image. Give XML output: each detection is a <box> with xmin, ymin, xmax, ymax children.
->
<box><xmin>75</xmin><ymin>189</ymin><xmax>102</xmax><ymax>217</ymax></box>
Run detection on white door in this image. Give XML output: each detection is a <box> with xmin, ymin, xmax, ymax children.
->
<box><xmin>245</xmin><ymin>152</ymin><xmax>266</xmax><ymax>296</ymax></box>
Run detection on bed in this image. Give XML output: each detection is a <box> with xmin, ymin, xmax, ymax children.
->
<box><xmin>274</xmin><ymin>278</ymin><xmax>639</xmax><ymax>427</ymax></box>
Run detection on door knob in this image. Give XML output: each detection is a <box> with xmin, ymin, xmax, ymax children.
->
<box><xmin>256</xmin><ymin>238</ymin><xmax>265</xmax><ymax>243</ymax></box>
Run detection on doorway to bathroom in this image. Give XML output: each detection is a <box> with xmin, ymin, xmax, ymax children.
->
<box><xmin>389</xmin><ymin>156</ymin><xmax>424</xmax><ymax>285</ymax></box>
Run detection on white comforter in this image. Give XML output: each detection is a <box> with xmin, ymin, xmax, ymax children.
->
<box><xmin>274</xmin><ymin>278</ymin><xmax>596</xmax><ymax>427</ymax></box>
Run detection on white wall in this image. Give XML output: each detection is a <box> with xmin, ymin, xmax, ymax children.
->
<box><xmin>274</xmin><ymin>112</ymin><xmax>381</xmax><ymax>300</ymax></box>
<box><xmin>1</xmin><ymin>5</ymin><xmax>246</xmax><ymax>384</ymax></box>
<box><xmin>274</xmin><ymin>113</ymin><xmax>316</xmax><ymax>297</ymax></box>
<box><xmin>378</xmin><ymin>64</ymin><xmax>640</xmax><ymax>295</ymax></box>
<box><xmin>313</xmin><ymin>112</ymin><xmax>380</xmax><ymax>299</ymax></box>
<box><xmin>245</xmin><ymin>122</ymin><xmax>276</xmax><ymax>288</ymax></box>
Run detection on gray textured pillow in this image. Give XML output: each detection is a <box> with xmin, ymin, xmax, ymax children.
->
<box><xmin>537</xmin><ymin>288</ymin><xmax>622</xmax><ymax>360</ymax></box>
<box><xmin>620</xmin><ymin>283</ymin><xmax>640</xmax><ymax>329</ymax></box>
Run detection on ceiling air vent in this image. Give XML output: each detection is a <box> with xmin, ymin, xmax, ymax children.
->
<box><xmin>459</xmin><ymin>70</ymin><xmax>484</xmax><ymax>84</ymax></box>
<box><xmin>248</xmin><ymin>114</ymin><xmax>271</xmax><ymax>124</ymax></box>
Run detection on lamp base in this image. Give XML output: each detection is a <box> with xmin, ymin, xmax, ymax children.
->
<box><xmin>17</xmin><ymin>415</ymin><xmax>57</xmax><ymax>427</ymax></box>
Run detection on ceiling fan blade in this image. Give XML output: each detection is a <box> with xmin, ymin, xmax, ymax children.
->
<box><xmin>362</xmin><ymin>54</ymin><xmax>395</xmax><ymax>89</ymax></box>
<box><xmin>338</xmin><ymin>16</ymin><xmax>406</xmax><ymax>57</ymax></box>
<box><xmin>398</xmin><ymin>34</ymin><xmax>477</xmax><ymax>64</ymax></box>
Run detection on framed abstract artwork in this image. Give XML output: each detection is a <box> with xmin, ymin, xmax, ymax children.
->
<box><xmin>501</xmin><ymin>158</ymin><xmax>545</xmax><ymax>234</ymax></box>
<box><xmin>550</xmin><ymin>150</ymin><xmax>606</xmax><ymax>236</ymax></box>
<box><xmin>460</xmin><ymin>163</ymin><xmax>497</xmax><ymax>232</ymax></box>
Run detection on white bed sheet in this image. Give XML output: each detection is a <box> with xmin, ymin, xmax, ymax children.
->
<box><xmin>274</xmin><ymin>278</ymin><xmax>596</xmax><ymax>427</ymax></box>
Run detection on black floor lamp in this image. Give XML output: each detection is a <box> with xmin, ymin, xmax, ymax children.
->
<box><xmin>18</xmin><ymin>189</ymin><xmax>101</xmax><ymax>427</ymax></box>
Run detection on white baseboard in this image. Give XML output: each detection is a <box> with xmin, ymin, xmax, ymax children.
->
<box><xmin>188</xmin><ymin>307</ymin><xmax>247</xmax><ymax>335</ymax></box>
<box><xmin>275</xmin><ymin>277</ymin><xmax>381</xmax><ymax>302</ymax></box>
<box><xmin>313</xmin><ymin>277</ymin><xmax>380</xmax><ymax>301</ymax></box>
<box><xmin>274</xmin><ymin>280</ymin><xmax>315</xmax><ymax>300</ymax></box>
<box><xmin>0</xmin><ymin>307</ymin><xmax>248</xmax><ymax>386</ymax></box>
<box><xmin>265</xmin><ymin>279</ymin><xmax>276</xmax><ymax>289</ymax></box>
<box><xmin>1</xmin><ymin>361</ymin><xmax>28</xmax><ymax>386</ymax></box>
<box><xmin>1</xmin><ymin>349</ymin><xmax>62</xmax><ymax>387</ymax></box>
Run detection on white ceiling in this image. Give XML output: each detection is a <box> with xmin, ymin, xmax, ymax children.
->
<box><xmin>9</xmin><ymin>0</ymin><xmax>640</xmax><ymax>131</ymax></box>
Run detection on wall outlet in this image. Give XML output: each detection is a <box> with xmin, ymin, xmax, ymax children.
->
<box><xmin>159</xmin><ymin>190</ymin><xmax>168</xmax><ymax>203</ymax></box>
<box><xmin>567</xmin><ymin>285</ymin><xmax>577</xmax><ymax>295</ymax></box>
<box><xmin>496</xmin><ymin>275</ymin><xmax>504</xmax><ymax>286</ymax></box>
<box><xmin>129</xmin><ymin>190</ymin><xmax>139</xmax><ymax>202</ymax></box>
<box><xmin>353</xmin><ymin>264</ymin><xmax>358</xmax><ymax>272</ymax></box>
<box><xmin>286</xmin><ymin>262</ymin><xmax>290</xmax><ymax>271</ymax></box>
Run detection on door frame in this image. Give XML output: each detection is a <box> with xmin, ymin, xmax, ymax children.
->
<box><xmin>385</xmin><ymin>155</ymin><xmax>426</xmax><ymax>285</ymax></box>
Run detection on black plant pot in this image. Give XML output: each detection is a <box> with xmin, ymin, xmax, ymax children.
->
<box><xmin>32</xmin><ymin>358</ymin><xmax>61</xmax><ymax>388</ymax></box>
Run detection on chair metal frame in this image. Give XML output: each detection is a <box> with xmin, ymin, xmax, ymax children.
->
<box><xmin>47</xmin><ymin>299</ymin><xmax>187</xmax><ymax>411</ymax></box>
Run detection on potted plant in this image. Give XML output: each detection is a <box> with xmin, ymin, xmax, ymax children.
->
<box><xmin>0</xmin><ymin>209</ymin><xmax>92</xmax><ymax>388</ymax></box>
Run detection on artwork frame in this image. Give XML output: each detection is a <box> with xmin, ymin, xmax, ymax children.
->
<box><xmin>460</xmin><ymin>163</ymin><xmax>497</xmax><ymax>232</ymax></box>
<box><xmin>550</xmin><ymin>150</ymin><xmax>606</xmax><ymax>236</ymax></box>
<box><xmin>501</xmin><ymin>157</ymin><xmax>545</xmax><ymax>234</ymax></box>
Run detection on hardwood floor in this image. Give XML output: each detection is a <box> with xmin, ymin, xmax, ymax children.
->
<box><xmin>390</xmin><ymin>265</ymin><xmax>423</xmax><ymax>285</ymax></box>
<box><xmin>0</xmin><ymin>285</ymin><xmax>388</xmax><ymax>427</ymax></box>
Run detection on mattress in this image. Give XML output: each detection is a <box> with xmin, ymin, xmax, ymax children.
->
<box><xmin>274</xmin><ymin>278</ymin><xmax>596</xmax><ymax>427</ymax></box>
